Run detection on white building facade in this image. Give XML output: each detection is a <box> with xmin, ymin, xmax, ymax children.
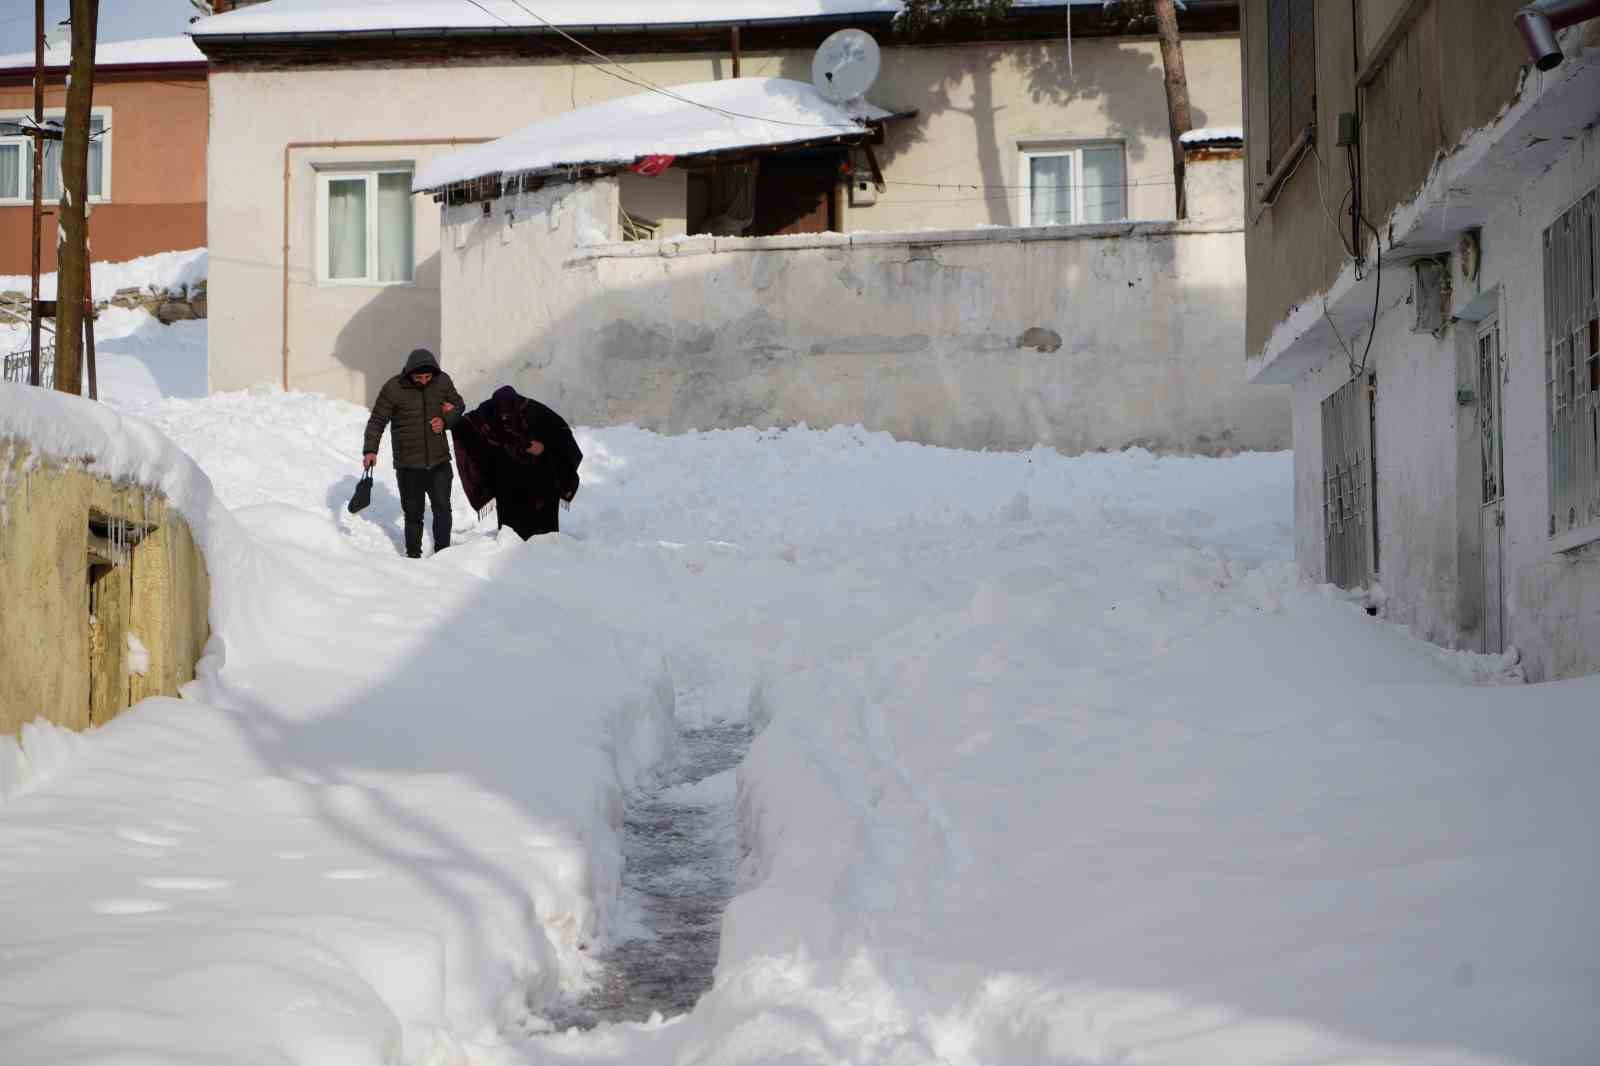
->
<box><xmin>1243</xmin><ymin>1</ymin><xmax>1600</xmax><ymax>680</ymax></box>
<box><xmin>193</xmin><ymin>0</ymin><xmax>1287</xmax><ymax>455</ymax></box>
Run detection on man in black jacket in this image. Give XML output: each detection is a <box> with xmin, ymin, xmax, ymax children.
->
<box><xmin>363</xmin><ymin>348</ymin><xmax>467</xmax><ymax>558</ymax></box>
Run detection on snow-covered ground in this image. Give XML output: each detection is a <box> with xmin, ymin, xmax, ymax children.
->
<box><xmin>1</xmin><ymin>295</ymin><xmax>1596</xmax><ymax>1066</ymax></box>
<box><xmin>0</xmin><ymin>248</ymin><xmax>208</xmax><ymax>304</ymax></box>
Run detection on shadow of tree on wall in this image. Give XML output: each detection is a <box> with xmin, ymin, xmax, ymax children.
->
<box><xmin>776</xmin><ymin>35</ymin><xmax>1207</xmax><ymax>225</ymax></box>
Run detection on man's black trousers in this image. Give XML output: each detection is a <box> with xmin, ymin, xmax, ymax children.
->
<box><xmin>397</xmin><ymin>463</ymin><xmax>453</xmax><ymax>558</ymax></box>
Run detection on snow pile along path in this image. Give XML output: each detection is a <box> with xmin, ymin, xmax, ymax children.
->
<box><xmin>1</xmin><ymin>375</ymin><xmax>1595</xmax><ymax>1066</ymax></box>
<box><xmin>0</xmin><ymin>385</ymin><xmax>676</xmax><ymax>1064</ymax></box>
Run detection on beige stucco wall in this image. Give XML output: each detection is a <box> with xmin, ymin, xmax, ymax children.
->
<box><xmin>436</xmin><ymin>169</ymin><xmax>1287</xmax><ymax>455</ymax></box>
<box><xmin>0</xmin><ymin>443</ymin><xmax>210</xmax><ymax>736</ymax></box>
<box><xmin>207</xmin><ymin>34</ymin><xmax>1242</xmax><ymax>406</ymax></box>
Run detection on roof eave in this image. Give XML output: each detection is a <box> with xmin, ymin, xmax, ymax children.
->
<box><xmin>418</xmin><ymin>120</ymin><xmax>903</xmax><ymax>197</ymax></box>
<box><xmin>191</xmin><ymin>11</ymin><xmax>898</xmax><ymax>48</ymax></box>
<box><xmin>0</xmin><ymin>60</ymin><xmax>208</xmax><ymax>80</ymax></box>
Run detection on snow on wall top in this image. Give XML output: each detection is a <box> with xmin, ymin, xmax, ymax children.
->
<box><xmin>0</xmin><ymin>36</ymin><xmax>205</xmax><ymax>72</ymax></box>
<box><xmin>0</xmin><ymin>386</ymin><xmax>244</xmax><ymax>605</ymax></box>
<box><xmin>189</xmin><ymin>0</ymin><xmax>1103</xmax><ymax>37</ymax></box>
<box><xmin>1179</xmin><ymin>126</ymin><xmax>1243</xmax><ymax>146</ymax></box>
<box><xmin>414</xmin><ymin>77</ymin><xmax>890</xmax><ymax>190</ymax></box>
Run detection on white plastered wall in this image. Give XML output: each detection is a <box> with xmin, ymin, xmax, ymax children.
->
<box><xmin>1287</xmin><ymin>127</ymin><xmax>1600</xmax><ymax>680</ymax></box>
<box><xmin>436</xmin><ymin>167</ymin><xmax>1286</xmax><ymax>457</ymax></box>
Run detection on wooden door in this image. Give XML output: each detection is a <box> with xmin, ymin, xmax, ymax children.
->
<box><xmin>750</xmin><ymin>155</ymin><xmax>839</xmax><ymax>236</ymax></box>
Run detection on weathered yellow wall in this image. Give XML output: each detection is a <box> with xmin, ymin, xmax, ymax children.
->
<box><xmin>0</xmin><ymin>441</ymin><xmax>210</xmax><ymax>736</ymax></box>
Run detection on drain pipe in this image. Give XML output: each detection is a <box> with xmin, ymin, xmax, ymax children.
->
<box><xmin>1515</xmin><ymin>0</ymin><xmax>1600</xmax><ymax>71</ymax></box>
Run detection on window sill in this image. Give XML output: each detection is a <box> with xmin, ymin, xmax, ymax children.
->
<box><xmin>315</xmin><ymin>278</ymin><xmax>416</xmax><ymax>289</ymax></box>
<box><xmin>1550</xmin><ymin>525</ymin><xmax>1600</xmax><ymax>556</ymax></box>
<box><xmin>1259</xmin><ymin>127</ymin><xmax>1314</xmax><ymax>208</ymax></box>
<box><xmin>0</xmin><ymin>197</ymin><xmax>111</xmax><ymax>208</ymax></box>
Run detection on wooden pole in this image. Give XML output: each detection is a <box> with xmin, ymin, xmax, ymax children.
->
<box><xmin>53</xmin><ymin>0</ymin><xmax>98</xmax><ymax>396</ymax></box>
<box><xmin>28</xmin><ymin>0</ymin><xmax>43</xmax><ymax>387</ymax></box>
<box><xmin>84</xmin><ymin>248</ymin><xmax>97</xmax><ymax>401</ymax></box>
<box><xmin>731</xmin><ymin>25</ymin><xmax>742</xmax><ymax>78</ymax></box>
<box><xmin>1153</xmin><ymin>0</ymin><xmax>1194</xmax><ymax>220</ymax></box>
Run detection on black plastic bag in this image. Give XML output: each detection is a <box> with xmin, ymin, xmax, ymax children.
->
<box><xmin>347</xmin><ymin>470</ymin><xmax>374</xmax><ymax>514</ymax></box>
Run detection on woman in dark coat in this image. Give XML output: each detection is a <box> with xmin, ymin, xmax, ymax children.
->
<box><xmin>452</xmin><ymin>386</ymin><xmax>583</xmax><ymax>538</ymax></box>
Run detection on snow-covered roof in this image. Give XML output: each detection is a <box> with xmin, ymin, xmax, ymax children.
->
<box><xmin>189</xmin><ymin>0</ymin><xmax>1109</xmax><ymax>38</ymax></box>
<box><xmin>1179</xmin><ymin>126</ymin><xmax>1243</xmax><ymax>146</ymax></box>
<box><xmin>0</xmin><ymin>36</ymin><xmax>205</xmax><ymax>73</ymax></box>
<box><xmin>415</xmin><ymin>77</ymin><xmax>892</xmax><ymax>191</ymax></box>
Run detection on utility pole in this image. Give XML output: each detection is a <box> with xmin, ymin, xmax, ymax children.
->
<box><xmin>28</xmin><ymin>0</ymin><xmax>44</xmax><ymax>387</ymax></box>
<box><xmin>53</xmin><ymin>0</ymin><xmax>99</xmax><ymax>397</ymax></box>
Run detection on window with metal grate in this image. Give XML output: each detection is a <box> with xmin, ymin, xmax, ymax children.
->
<box><xmin>1323</xmin><ymin>372</ymin><xmax>1376</xmax><ymax>589</ymax></box>
<box><xmin>1544</xmin><ymin>185</ymin><xmax>1600</xmax><ymax>548</ymax></box>
<box><xmin>1266</xmin><ymin>0</ymin><xmax>1317</xmax><ymax>171</ymax></box>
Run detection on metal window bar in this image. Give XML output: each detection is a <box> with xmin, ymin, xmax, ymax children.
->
<box><xmin>1546</xmin><ymin>186</ymin><xmax>1600</xmax><ymax>539</ymax></box>
<box><xmin>1322</xmin><ymin>373</ymin><xmax>1374</xmax><ymax>589</ymax></box>
<box><xmin>1266</xmin><ymin>0</ymin><xmax>1316</xmax><ymax>169</ymax></box>
<box><xmin>618</xmin><ymin>206</ymin><xmax>661</xmax><ymax>242</ymax></box>
<box><xmin>4</xmin><ymin>344</ymin><xmax>54</xmax><ymax>388</ymax></box>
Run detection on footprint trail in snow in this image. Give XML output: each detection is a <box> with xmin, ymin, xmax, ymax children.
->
<box><xmin>546</xmin><ymin>719</ymin><xmax>753</xmax><ymax>1029</ymax></box>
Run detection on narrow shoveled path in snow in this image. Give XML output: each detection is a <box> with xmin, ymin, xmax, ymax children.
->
<box><xmin>545</xmin><ymin>719</ymin><xmax>752</xmax><ymax>1031</ymax></box>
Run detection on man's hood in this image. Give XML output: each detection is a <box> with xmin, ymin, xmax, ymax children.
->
<box><xmin>403</xmin><ymin>348</ymin><xmax>441</xmax><ymax>376</ymax></box>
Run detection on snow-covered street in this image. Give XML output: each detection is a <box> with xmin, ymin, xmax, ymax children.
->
<box><xmin>2</xmin><ymin>304</ymin><xmax>1597</xmax><ymax>1066</ymax></box>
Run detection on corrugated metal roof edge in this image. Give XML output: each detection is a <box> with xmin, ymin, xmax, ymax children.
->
<box><xmin>191</xmin><ymin>2</ymin><xmax>1236</xmax><ymax>43</ymax></box>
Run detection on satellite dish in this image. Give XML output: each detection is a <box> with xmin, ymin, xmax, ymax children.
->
<box><xmin>812</xmin><ymin>29</ymin><xmax>881</xmax><ymax>104</ymax></box>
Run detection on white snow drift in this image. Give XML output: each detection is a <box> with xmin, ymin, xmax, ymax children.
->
<box><xmin>1</xmin><ymin>304</ymin><xmax>1596</xmax><ymax>1066</ymax></box>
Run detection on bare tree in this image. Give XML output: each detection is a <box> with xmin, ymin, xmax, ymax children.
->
<box><xmin>52</xmin><ymin>0</ymin><xmax>98</xmax><ymax>397</ymax></box>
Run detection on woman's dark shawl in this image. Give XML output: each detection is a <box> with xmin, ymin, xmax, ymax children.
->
<box><xmin>452</xmin><ymin>386</ymin><xmax>583</xmax><ymax>513</ymax></box>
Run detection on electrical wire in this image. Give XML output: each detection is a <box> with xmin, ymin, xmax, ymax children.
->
<box><xmin>885</xmin><ymin>176</ymin><xmax>1176</xmax><ymax>191</ymax></box>
<box><xmin>461</xmin><ymin>0</ymin><xmax>869</xmax><ymax>132</ymax></box>
<box><xmin>1352</xmin><ymin>212</ymin><xmax>1382</xmax><ymax>379</ymax></box>
<box><xmin>1311</xmin><ymin>143</ymin><xmax>1357</xmax><ymax>258</ymax></box>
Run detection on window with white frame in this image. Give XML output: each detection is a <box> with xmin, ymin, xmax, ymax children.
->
<box><xmin>317</xmin><ymin>167</ymin><xmax>415</xmax><ymax>284</ymax></box>
<box><xmin>0</xmin><ymin>111</ymin><xmax>110</xmax><ymax>204</ymax></box>
<box><xmin>1020</xmin><ymin>142</ymin><xmax>1127</xmax><ymax>226</ymax></box>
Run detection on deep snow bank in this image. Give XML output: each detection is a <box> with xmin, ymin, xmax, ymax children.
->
<box><xmin>6</xmin><ymin>381</ymin><xmax>1594</xmax><ymax>1066</ymax></box>
<box><xmin>0</xmin><ymin>384</ymin><xmax>676</xmax><ymax>1063</ymax></box>
<box><xmin>0</xmin><ymin>247</ymin><xmax>208</xmax><ymax>303</ymax></box>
